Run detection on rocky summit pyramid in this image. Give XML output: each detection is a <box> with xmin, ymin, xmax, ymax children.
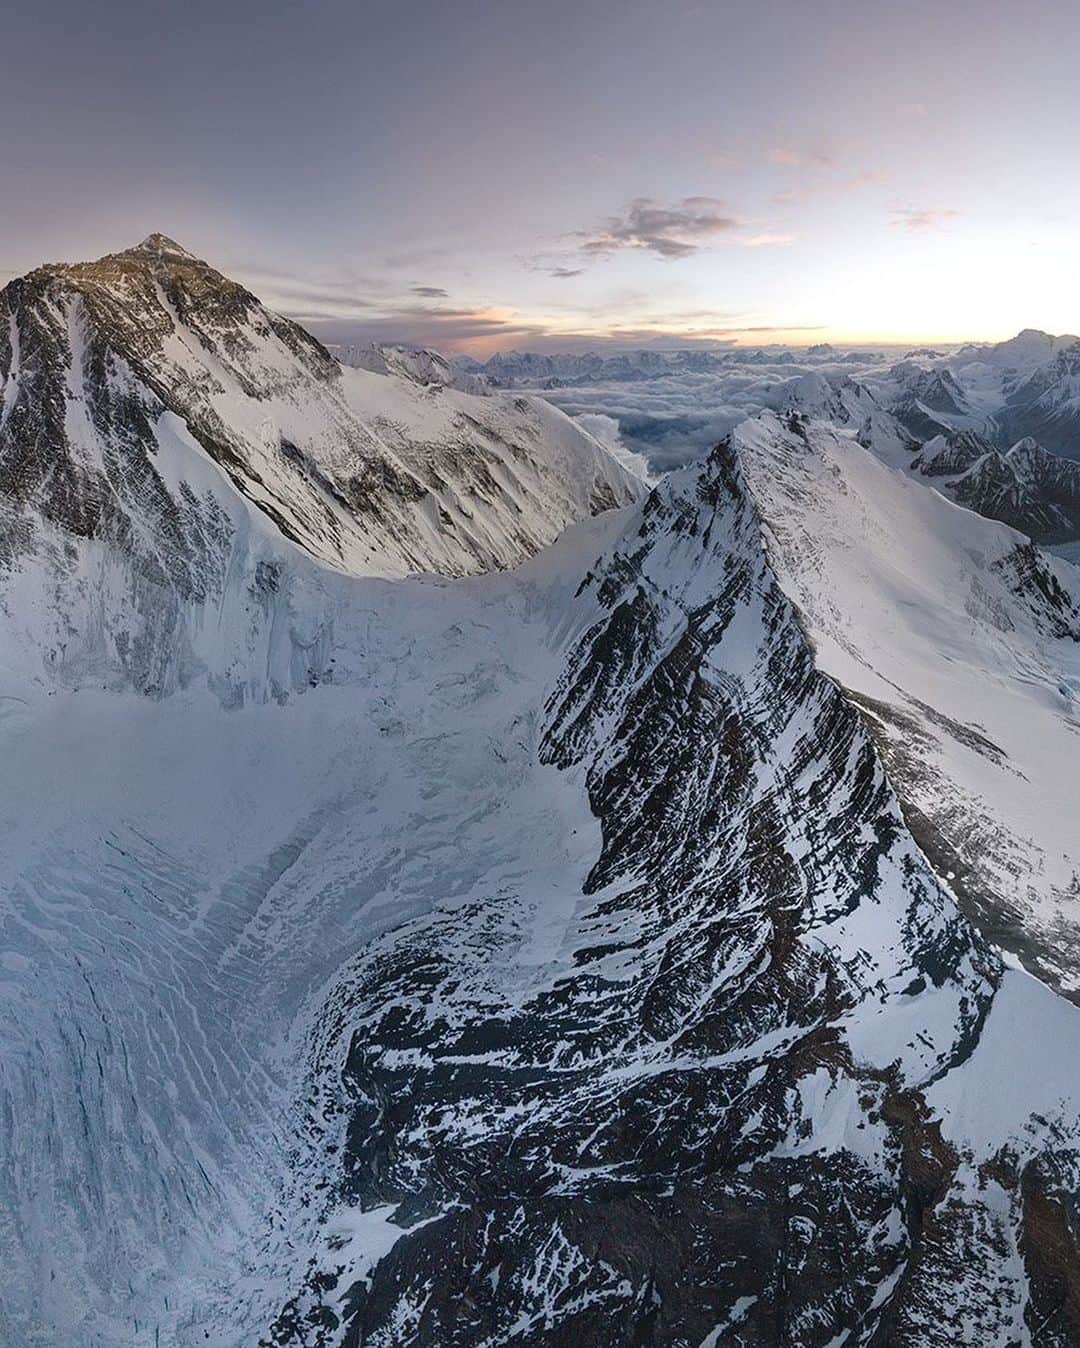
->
<box><xmin>1</xmin><ymin>241</ymin><xmax>1080</xmax><ymax>1348</ymax></box>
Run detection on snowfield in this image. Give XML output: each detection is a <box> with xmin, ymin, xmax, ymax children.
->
<box><xmin>0</xmin><ymin>514</ymin><xmax>631</xmax><ymax>1343</ymax></box>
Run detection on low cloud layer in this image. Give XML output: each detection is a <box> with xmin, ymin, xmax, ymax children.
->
<box><xmin>513</xmin><ymin>353</ymin><xmax>886</xmax><ymax>471</ymax></box>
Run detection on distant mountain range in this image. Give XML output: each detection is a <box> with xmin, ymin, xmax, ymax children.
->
<box><xmin>363</xmin><ymin>329</ymin><xmax>1080</xmax><ymax>540</ymax></box>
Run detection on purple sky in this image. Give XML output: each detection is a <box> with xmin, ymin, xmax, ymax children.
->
<box><xmin>5</xmin><ymin>0</ymin><xmax>1079</xmax><ymax>353</ymax></box>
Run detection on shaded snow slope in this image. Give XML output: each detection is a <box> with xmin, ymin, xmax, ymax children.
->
<box><xmin>737</xmin><ymin>412</ymin><xmax>1080</xmax><ymax>996</ymax></box>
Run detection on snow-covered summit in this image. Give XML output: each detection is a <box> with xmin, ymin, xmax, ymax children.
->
<box><xmin>0</xmin><ymin>236</ymin><xmax>640</xmax><ymax>580</ymax></box>
<box><xmin>132</xmin><ymin>231</ymin><xmax>203</xmax><ymax>260</ymax></box>
<box><xmin>0</xmin><ymin>237</ymin><xmax>642</xmax><ymax>694</ymax></box>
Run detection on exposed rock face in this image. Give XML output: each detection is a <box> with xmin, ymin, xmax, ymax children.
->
<box><xmin>946</xmin><ymin>437</ymin><xmax>1080</xmax><ymax>542</ymax></box>
<box><xmin>910</xmin><ymin>428</ymin><xmax>996</xmax><ymax>478</ymax></box>
<box><xmin>886</xmin><ymin>364</ymin><xmax>988</xmax><ymax>441</ymax></box>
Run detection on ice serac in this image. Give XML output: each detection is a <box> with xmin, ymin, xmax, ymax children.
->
<box><xmin>736</xmin><ymin>411</ymin><xmax>1080</xmax><ymax>997</ymax></box>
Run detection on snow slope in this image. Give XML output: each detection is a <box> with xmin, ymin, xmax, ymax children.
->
<box><xmin>737</xmin><ymin>412</ymin><xmax>1080</xmax><ymax>994</ymax></box>
<box><xmin>0</xmin><ymin>517</ymin><xmax>628</xmax><ymax>1344</ymax></box>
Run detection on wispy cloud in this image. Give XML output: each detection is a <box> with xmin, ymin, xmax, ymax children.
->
<box><xmin>410</xmin><ymin>285</ymin><xmax>449</xmax><ymax>298</ymax></box>
<box><xmin>892</xmin><ymin>207</ymin><xmax>959</xmax><ymax>230</ymax></box>
<box><xmin>576</xmin><ymin>196</ymin><xmax>741</xmax><ymax>260</ymax></box>
<box><xmin>739</xmin><ymin>232</ymin><xmax>797</xmax><ymax>247</ymax></box>
<box><xmin>767</xmin><ymin>144</ymin><xmax>832</xmax><ymax>167</ymax></box>
<box><xmin>298</xmin><ymin>301</ymin><xmax>825</xmax><ymax>357</ymax></box>
<box><xmin>551</xmin><ymin>195</ymin><xmax>794</xmax><ymax>267</ymax></box>
<box><xmin>772</xmin><ymin>168</ymin><xmax>882</xmax><ymax>207</ymax></box>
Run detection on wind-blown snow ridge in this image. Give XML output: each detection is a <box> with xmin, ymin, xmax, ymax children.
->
<box><xmin>738</xmin><ymin>411</ymin><xmax>1080</xmax><ymax>996</ymax></box>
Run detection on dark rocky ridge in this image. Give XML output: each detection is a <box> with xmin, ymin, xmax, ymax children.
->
<box><xmin>264</xmin><ymin>444</ymin><xmax>1080</xmax><ymax>1346</ymax></box>
<box><xmin>950</xmin><ymin>439</ymin><xmax>1080</xmax><ymax>544</ymax></box>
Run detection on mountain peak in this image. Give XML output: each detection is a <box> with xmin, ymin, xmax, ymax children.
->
<box><xmin>130</xmin><ymin>232</ymin><xmax>200</xmax><ymax>261</ymax></box>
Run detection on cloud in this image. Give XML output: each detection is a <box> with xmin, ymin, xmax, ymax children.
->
<box><xmin>512</xmin><ymin>349</ymin><xmax>886</xmax><ymax>472</ymax></box>
<box><xmin>773</xmin><ymin>169</ymin><xmax>881</xmax><ymax>208</ymax></box>
<box><xmin>295</xmin><ymin>302</ymin><xmax>826</xmax><ymax>358</ymax></box>
<box><xmin>738</xmin><ymin>232</ymin><xmax>797</xmax><ymax>248</ymax></box>
<box><xmin>573</xmin><ymin>412</ymin><xmax>654</xmax><ymax>483</ymax></box>
<box><xmin>576</xmin><ymin>196</ymin><xmax>741</xmax><ymax>260</ymax></box>
<box><xmin>550</xmin><ymin>267</ymin><xmax>585</xmax><ymax>279</ymax></box>
<box><xmin>244</xmin><ymin>254</ymin><xmax>817</xmax><ymax>356</ymax></box>
<box><xmin>892</xmin><ymin>207</ymin><xmax>959</xmax><ymax>230</ymax></box>
<box><xmin>767</xmin><ymin>144</ymin><xmax>832</xmax><ymax>168</ymax></box>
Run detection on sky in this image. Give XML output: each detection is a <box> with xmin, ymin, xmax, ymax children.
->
<box><xmin>4</xmin><ymin>0</ymin><xmax>1079</xmax><ymax>354</ymax></box>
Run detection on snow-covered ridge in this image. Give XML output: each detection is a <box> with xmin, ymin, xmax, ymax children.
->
<box><xmin>5</xmin><ymin>429</ymin><xmax>1080</xmax><ymax>1344</ymax></box>
<box><xmin>737</xmin><ymin>411</ymin><xmax>1080</xmax><ymax>995</ymax></box>
<box><xmin>333</xmin><ymin>340</ymin><xmax>490</xmax><ymax>395</ymax></box>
